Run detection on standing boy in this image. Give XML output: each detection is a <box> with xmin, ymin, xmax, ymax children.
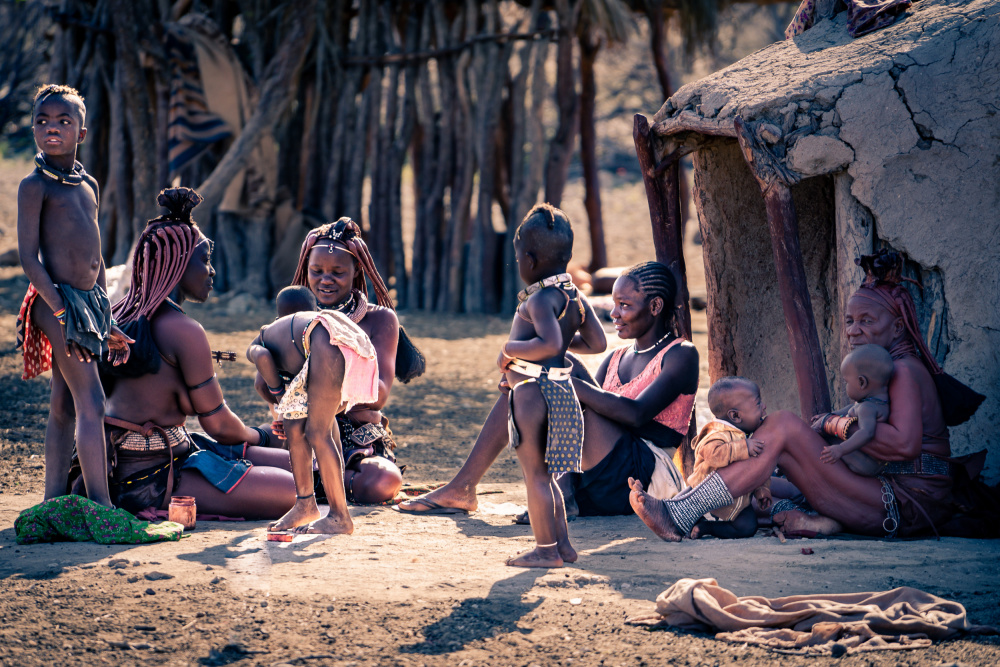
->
<box><xmin>499</xmin><ymin>203</ymin><xmax>606</xmax><ymax>568</ymax></box>
<box><xmin>16</xmin><ymin>85</ymin><xmax>130</xmax><ymax>507</ymax></box>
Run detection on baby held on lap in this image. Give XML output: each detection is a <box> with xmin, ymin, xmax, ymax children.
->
<box><xmin>686</xmin><ymin>377</ymin><xmax>772</xmax><ymax>539</ymax></box>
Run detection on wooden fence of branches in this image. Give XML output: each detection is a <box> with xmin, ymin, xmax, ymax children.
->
<box><xmin>14</xmin><ymin>0</ymin><xmax>719</xmax><ymax>312</ymax></box>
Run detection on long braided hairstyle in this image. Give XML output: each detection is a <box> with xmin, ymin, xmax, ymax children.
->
<box><xmin>291</xmin><ymin>217</ymin><xmax>425</xmax><ymax>382</ymax></box>
<box><xmin>291</xmin><ymin>217</ymin><xmax>393</xmax><ymax>309</ymax></box>
<box><xmin>620</xmin><ymin>261</ymin><xmax>677</xmax><ymax>323</ymax></box>
<box><xmin>113</xmin><ymin>187</ymin><xmax>207</xmax><ymax>325</ymax></box>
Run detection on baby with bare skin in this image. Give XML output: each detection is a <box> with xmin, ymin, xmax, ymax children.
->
<box><xmin>687</xmin><ymin>377</ymin><xmax>771</xmax><ymax>539</ymax></box>
<box><xmin>247</xmin><ymin>306</ymin><xmax>379</xmax><ymax>535</ymax></box>
<box><xmin>498</xmin><ymin>203</ymin><xmax>606</xmax><ymax>568</ymax></box>
<box><xmin>818</xmin><ymin>344</ymin><xmax>893</xmax><ymax>476</ymax></box>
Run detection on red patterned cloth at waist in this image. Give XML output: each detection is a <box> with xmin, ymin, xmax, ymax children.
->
<box><xmin>16</xmin><ymin>284</ymin><xmax>52</xmax><ymax>380</ymax></box>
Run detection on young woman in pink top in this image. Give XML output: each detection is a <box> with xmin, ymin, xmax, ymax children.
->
<box><xmin>398</xmin><ymin>261</ymin><xmax>699</xmax><ymax>518</ymax></box>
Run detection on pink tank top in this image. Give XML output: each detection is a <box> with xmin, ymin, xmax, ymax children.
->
<box><xmin>601</xmin><ymin>338</ymin><xmax>696</xmax><ymax>435</ymax></box>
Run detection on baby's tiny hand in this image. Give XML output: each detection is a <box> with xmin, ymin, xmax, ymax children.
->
<box><xmin>820</xmin><ymin>445</ymin><xmax>842</xmax><ymax>464</ymax></box>
<box><xmin>747</xmin><ymin>438</ymin><xmax>765</xmax><ymax>457</ymax></box>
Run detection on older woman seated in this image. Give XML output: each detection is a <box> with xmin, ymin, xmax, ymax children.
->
<box><xmin>629</xmin><ymin>250</ymin><xmax>992</xmax><ymax>540</ymax></box>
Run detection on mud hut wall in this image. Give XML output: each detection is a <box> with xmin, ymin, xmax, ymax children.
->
<box><xmin>830</xmin><ymin>43</ymin><xmax>1000</xmax><ymax>478</ymax></box>
<box><xmin>692</xmin><ymin>140</ymin><xmax>840</xmax><ymax>417</ymax></box>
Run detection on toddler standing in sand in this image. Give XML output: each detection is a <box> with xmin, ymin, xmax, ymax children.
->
<box><xmin>499</xmin><ymin>204</ymin><xmax>606</xmax><ymax>568</ymax></box>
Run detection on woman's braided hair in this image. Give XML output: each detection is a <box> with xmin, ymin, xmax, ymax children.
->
<box><xmin>291</xmin><ymin>217</ymin><xmax>394</xmax><ymax>310</ymax></box>
<box><xmin>620</xmin><ymin>261</ymin><xmax>677</xmax><ymax>319</ymax></box>
<box><xmin>113</xmin><ymin>188</ymin><xmax>207</xmax><ymax>325</ymax></box>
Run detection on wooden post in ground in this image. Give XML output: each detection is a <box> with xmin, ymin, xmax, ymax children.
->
<box><xmin>632</xmin><ymin>114</ymin><xmax>692</xmax><ymax>341</ymax></box>
<box><xmin>633</xmin><ymin>113</ymin><xmax>697</xmax><ymax>478</ymax></box>
<box><xmin>734</xmin><ymin>115</ymin><xmax>832</xmax><ymax>419</ymax></box>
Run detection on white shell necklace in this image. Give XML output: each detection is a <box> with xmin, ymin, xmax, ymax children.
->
<box><xmin>632</xmin><ymin>331</ymin><xmax>673</xmax><ymax>355</ymax></box>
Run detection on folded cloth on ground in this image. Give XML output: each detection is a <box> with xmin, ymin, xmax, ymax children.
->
<box><xmin>627</xmin><ymin>578</ymin><xmax>997</xmax><ymax>655</ymax></box>
<box><xmin>15</xmin><ymin>496</ymin><xmax>184</xmax><ymax>545</ymax></box>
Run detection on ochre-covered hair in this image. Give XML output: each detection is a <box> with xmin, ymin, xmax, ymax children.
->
<box><xmin>33</xmin><ymin>84</ymin><xmax>86</xmax><ymax>120</ymax></box>
<box><xmin>291</xmin><ymin>217</ymin><xmax>394</xmax><ymax>310</ymax></box>
<box><xmin>113</xmin><ymin>188</ymin><xmax>206</xmax><ymax>324</ymax></box>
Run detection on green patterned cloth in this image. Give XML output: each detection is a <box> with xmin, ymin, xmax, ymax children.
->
<box><xmin>15</xmin><ymin>496</ymin><xmax>184</xmax><ymax>545</ymax></box>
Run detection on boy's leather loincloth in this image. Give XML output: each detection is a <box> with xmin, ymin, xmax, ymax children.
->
<box><xmin>507</xmin><ymin>363</ymin><xmax>584</xmax><ymax>474</ymax></box>
<box><xmin>17</xmin><ymin>282</ymin><xmax>111</xmax><ymax>379</ymax></box>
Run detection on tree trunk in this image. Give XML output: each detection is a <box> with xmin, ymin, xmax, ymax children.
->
<box><xmin>543</xmin><ymin>0</ymin><xmax>578</xmax><ymax>206</ymax></box>
<box><xmin>109</xmin><ymin>0</ymin><xmax>160</xmax><ymax>238</ymax></box>
<box><xmin>502</xmin><ymin>0</ymin><xmax>543</xmax><ymax>313</ymax></box>
<box><xmin>442</xmin><ymin>3</ymin><xmax>477</xmax><ymax>312</ymax></box>
<box><xmin>735</xmin><ymin>115</ymin><xmax>832</xmax><ymax>419</ymax></box>
<box><xmin>579</xmin><ymin>31</ymin><xmax>607</xmax><ymax>272</ymax></box>
<box><xmin>197</xmin><ymin>0</ymin><xmax>317</xmax><ymax>215</ymax></box>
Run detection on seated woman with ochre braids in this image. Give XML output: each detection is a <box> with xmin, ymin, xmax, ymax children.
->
<box><xmin>399</xmin><ymin>261</ymin><xmax>698</xmax><ymax>520</ymax></box>
<box><xmin>257</xmin><ymin>218</ymin><xmax>424</xmax><ymax>505</ymax></box>
<box><xmin>98</xmin><ymin>188</ymin><xmax>295</xmax><ymax>519</ymax></box>
<box><xmin>629</xmin><ymin>250</ymin><xmax>991</xmax><ymax>541</ymax></box>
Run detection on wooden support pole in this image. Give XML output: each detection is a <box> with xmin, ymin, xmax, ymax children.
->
<box><xmin>735</xmin><ymin>115</ymin><xmax>832</xmax><ymax>418</ymax></box>
<box><xmin>632</xmin><ymin>114</ymin><xmax>692</xmax><ymax>341</ymax></box>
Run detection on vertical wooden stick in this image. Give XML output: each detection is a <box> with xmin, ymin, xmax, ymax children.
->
<box><xmin>632</xmin><ymin>114</ymin><xmax>692</xmax><ymax>341</ymax></box>
<box><xmin>735</xmin><ymin>115</ymin><xmax>832</xmax><ymax>419</ymax></box>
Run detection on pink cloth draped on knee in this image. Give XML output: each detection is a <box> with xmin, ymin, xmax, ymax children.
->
<box><xmin>627</xmin><ymin>578</ymin><xmax>997</xmax><ymax>655</ymax></box>
<box><xmin>275</xmin><ymin>311</ymin><xmax>379</xmax><ymax>419</ymax></box>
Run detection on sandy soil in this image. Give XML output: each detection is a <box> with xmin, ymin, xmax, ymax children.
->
<box><xmin>2</xmin><ymin>86</ymin><xmax>999</xmax><ymax>667</ymax></box>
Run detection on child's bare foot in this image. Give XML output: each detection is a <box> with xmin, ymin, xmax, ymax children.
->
<box><xmin>269</xmin><ymin>497</ymin><xmax>321</xmax><ymax>532</ymax></box>
<box><xmin>505</xmin><ymin>545</ymin><xmax>563</xmax><ymax>568</ymax></box>
<box><xmin>291</xmin><ymin>514</ymin><xmax>354</xmax><ymax>535</ymax></box>
<box><xmin>773</xmin><ymin>509</ymin><xmax>842</xmax><ymax>537</ymax></box>
<box><xmin>397</xmin><ymin>484</ymin><xmax>478</xmax><ymax>514</ymax></box>
<box><xmin>628</xmin><ymin>477</ymin><xmax>683</xmax><ymax>543</ymax></box>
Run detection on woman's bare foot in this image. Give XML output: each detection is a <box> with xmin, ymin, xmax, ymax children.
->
<box><xmin>628</xmin><ymin>477</ymin><xmax>683</xmax><ymax>543</ymax></box>
<box><xmin>397</xmin><ymin>483</ymin><xmax>478</xmax><ymax>514</ymax></box>
<box><xmin>773</xmin><ymin>509</ymin><xmax>842</xmax><ymax>537</ymax></box>
<box><xmin>269</xmin><ymin>497</ymin><xmax>321</xmax><ymax>532</ymax></box>
<box><xmin>506</xmin><ymin>545</ymin><xmax>563</xmax><ymax>568</ymax></box>
<box><xmin>291</xmin><ymin>514</ymin><xmax>354</xmax><ymax>535</ymax></box>
<box><xmin>558</xmin><ymin>541</ymin><xmax>578</xmax><ymax>563</ymax></box>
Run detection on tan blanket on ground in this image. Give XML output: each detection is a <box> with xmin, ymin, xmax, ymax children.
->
<box><xmin>627</xmin><ymin>578</ymin><xmax>997</xmax><ymax>655</ymax></box>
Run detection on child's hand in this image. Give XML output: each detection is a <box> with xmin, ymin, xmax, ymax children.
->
<box><xmin>496</xmin><ymin>343</ymin><xmax>515</xmax><ymax>372</ymax></box>
<box><xmin>820</xmin><ymin>445</ymin><xmax>842</xmax><ymax>464</ymax></box>
<box><xmin>747</xmin><ymin>438</ymin><xmax>765</xmax><ymax>457</ymax></box>
<box><xmin>271</xmin><ymin>419</ymin><xmax>286</xmax><ymax>440</ymax></box>
<box><xmin>65</xmin><ymin>338</ymin><xmax>94</xmax><ymax>363</ymax></box>
<box><xmin>754</xmin><ymin>487</ymin><xmax>772</xmax><ymax>511</ymax></box>
<box><xmin>810</xmin><ymin>413</ymin><xmax>831</xmax><ymax>433</ymax></box>
<box><xmin>106</xmin><ymin>325</ymin><xmax>134</xmax><ymax>366</ymax></box>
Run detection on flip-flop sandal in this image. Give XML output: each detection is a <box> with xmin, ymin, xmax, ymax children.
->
<box><xmin>395</xmin><ymin>497</ymin><xmax>469</xmax><ymax>515</ymax></box>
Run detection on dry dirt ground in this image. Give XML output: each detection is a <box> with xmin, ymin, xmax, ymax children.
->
<box><xmin>2</xmin><ymin>146</ymin><xmax>999</xmax><ymax>666</ymax></box>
